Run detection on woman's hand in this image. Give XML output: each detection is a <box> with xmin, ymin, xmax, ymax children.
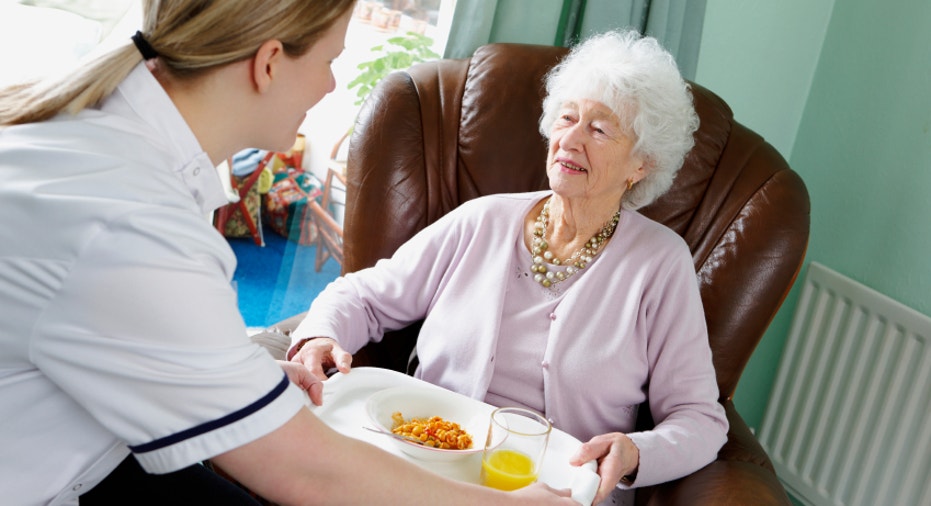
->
<box><xmin>288</xmin><ymin>337</ymin><xmax>352</xmax><ymax>381</ymax></box>
<box><xmin>570</xmin><ymin>432</ymin><xmax>640</xmax><ymax>504</ymax></box>
<box><xmin>276</xmin><ymin>360</ymin><xmax>324</xmax><ymax>406</ymax></box>
<box><xmin>508</xmin><ymin>482</ymin><xmax>576</xmax><ymax>504</ymax></box>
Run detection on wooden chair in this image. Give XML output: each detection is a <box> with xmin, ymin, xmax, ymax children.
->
<box><xmin>307</xmin><ymin>165</ymin><xmax>346</xmax><ymax>272</ymax></box>
<box><xmin>214</xmin><ymin>152</ymin><xmax>275</xmax><ymax>247</ymax></box>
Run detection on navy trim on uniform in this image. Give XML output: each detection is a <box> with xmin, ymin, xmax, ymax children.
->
<box><xmin>130</xmin><ymin>374</ymin><xmax>291</xmax><ymax>454</ymax></box>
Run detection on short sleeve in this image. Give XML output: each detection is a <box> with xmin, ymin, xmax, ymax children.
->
<box><xmin>30</xmin><ymin>209</ymin><xmax>305</xmax><ymax>472</ymax></box>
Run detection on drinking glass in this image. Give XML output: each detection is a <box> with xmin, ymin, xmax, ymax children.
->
<box><xmin>480</xmin><ymin>407</ymin><xmax>551</xmax><ymax>490</ymax></box>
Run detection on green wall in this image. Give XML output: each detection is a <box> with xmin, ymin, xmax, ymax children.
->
<box><xmin>697</xmin><ymin>0</ymin><xmax>931</xmax><ymax>433</ymax></box>
<box><xmin>695</xmin><ymin>1</ymin><xmax>833</xmax><ymax>159</ymax></box>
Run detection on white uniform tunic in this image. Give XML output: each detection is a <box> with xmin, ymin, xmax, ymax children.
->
<box><xmin>0</xmin><ymin>63</ymin><xmax>305</xmax><ymax>505</ymax></box>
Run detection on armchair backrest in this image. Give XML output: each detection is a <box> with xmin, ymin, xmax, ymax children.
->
<box><xmin>343</xmin><ymin>43</ymin><xmax>810</xmax><ymax>400</ymax></box>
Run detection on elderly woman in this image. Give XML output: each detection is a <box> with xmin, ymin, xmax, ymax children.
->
<box><xmin>290</xmin><ymin>30</ymin><xmax>728</xmax><ymax>504</ymax></box>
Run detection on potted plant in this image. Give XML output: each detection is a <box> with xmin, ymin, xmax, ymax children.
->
<box><xmin>330</xmin><ymin>31</ymin><xmax>440</xmax><ymax>161</ymax></box>
<box><xmin>347</xmin><ymin>31</ymin><xmax>440</xmax><ymax>106</ymax></box>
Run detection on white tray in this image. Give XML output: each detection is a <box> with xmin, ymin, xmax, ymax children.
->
<box><xmin>309</xmin><ymin>367</ymin><xmax>600</xmax><ymax>505</ymax></box>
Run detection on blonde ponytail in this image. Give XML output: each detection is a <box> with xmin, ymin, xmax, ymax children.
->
<box><xmin>0</xmin><ymin>44</ymin><xmax>142</xmax><ymax>126</ymax></box>
<box><xmin>1</xmin><ymin>0</ymin><xmax>356</xmax><ymax>126</ymax></box>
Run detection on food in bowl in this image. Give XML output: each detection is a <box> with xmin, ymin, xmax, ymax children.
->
<box><xmin>390</xmin><ymin>412</ymin><xmax>473</xmax><ymax>450</ymax></box>
<box><xmin>366</xmin><ymin>385</ymin><xmax>490</xmax><ymax>462</ymax></box>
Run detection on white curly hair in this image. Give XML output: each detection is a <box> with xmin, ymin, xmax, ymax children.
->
<box><xmin>539</xmin><ymin>30</ymin><xmax>699</xmax><ymax>210</ymax></box>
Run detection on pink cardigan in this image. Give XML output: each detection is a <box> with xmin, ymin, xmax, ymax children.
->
<box><xmin>293</xmin><ymin>191</ymin><xmax>727</xmax><ymax>488</ymax></box>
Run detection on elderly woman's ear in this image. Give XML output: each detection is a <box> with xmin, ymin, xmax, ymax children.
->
<box><xmin>632</xmin><ymin>159</ymin><xmax>647</xmax><ymax>182</ymax></box>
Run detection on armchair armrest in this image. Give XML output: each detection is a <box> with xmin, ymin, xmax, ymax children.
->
<box><xmin>637</xmin><ymin>460</ymin><xmax>789</xmax><ymax>506</ymax></box>
<box><xmin>717</xmin><ymin>400</ymin><xmax>779</xmax><ymax>471</ymax></box>
<box><xmin>636</xmin><ymin>400</ymin><xmax>789</xmax><ymax>505</ymax></box>
<box><xmin>255</xmin><ymin>312</ymin><xmax>418</xmax><ymax>372</ymax></box>
<box><xmin>247</xmin><ymin>312</ymin><xmax>307</xmax><ymax>361</ymax></box>
<box><xmin>264</xmin><ymin>311</ymin><xmax>306</xmax><ymax>338</ymax></box>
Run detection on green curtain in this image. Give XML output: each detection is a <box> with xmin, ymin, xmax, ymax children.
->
<box><xmin>444</xmin><ymin>0</ymin><xmax>706</xmax><ymax>80</ymax></box>
<box><xmin>443</xmin><ymin>0</ymin><xmax>501</xmax><ymax>61</ymax></box>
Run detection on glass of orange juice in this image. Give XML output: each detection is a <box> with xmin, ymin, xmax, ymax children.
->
<box><xmin>480</xmin><ymin>407</ymin><xmax>551</xmax><ymax>491</ymax></box>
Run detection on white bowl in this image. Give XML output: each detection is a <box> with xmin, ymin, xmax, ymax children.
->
<box><xmin>366</xmin><ymin>385</ymin><xmax>491</xmax><ymax>462</ymax></box>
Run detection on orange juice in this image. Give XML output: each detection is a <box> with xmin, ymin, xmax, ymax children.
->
<box><xmin>480</xmin><ymin>449</ymin><xmax>537</xmax><ymax>490</ymax></box>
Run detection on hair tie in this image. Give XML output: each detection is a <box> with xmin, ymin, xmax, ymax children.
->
<box><xmin>131</xmin><ymin>30</ymin><xmax>159</xmax><ymax>60</ymax></box>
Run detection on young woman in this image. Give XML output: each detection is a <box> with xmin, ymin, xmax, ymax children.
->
<box><xmin>0</xmin><ymin>1</ymin><xmax>575</xmax><ymax>505</ymax></box>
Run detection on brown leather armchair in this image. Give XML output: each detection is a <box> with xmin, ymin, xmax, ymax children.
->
<box><xmin>263</xmin><ymin>43</ymin><xmax>808</xmax><ymax>505</ymax></box>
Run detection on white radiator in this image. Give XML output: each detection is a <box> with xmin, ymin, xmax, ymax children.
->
<box><xmin>759</xmin><ymin>262</ymin><xmax>930</xmax><ymax>506</ymax></box>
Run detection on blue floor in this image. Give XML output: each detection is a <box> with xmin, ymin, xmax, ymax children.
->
<box><xmin>227</xmin><ymin>222</ymin><xmax>340</xmax><ymax>328</ymax></box>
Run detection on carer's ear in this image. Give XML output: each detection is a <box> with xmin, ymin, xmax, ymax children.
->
<box><xmin>251</xmin><ymin>39</ymin><xmax>285</xmax><ymax>93</ymax></box>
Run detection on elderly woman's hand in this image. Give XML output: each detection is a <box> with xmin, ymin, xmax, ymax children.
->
<box><xmin>569</xmin><ymin>432</ymin><xmax>640</xmax><ymax>504</ymax></box>
<box><xmin>288</xmin><ymin>337</ymin><xmax>352</xmax><ymax>381</ymax></box>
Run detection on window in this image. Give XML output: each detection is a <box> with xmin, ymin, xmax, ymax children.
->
<box><xmin>253</xmin><ymin>1</ymin><xmax>455</xmax><ymax>329</ymax></box>
<box><xmin>0</xmin><ymin>1</ymin><xmax>136</xmax><ymax>88</ymax></box>
<box><xmin>302</xmin><ymin>0</ymin><xmax>454</xmax><ymax>179</ymax></box>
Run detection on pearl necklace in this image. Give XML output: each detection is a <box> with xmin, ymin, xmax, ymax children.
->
<box><xmin>530</xmin><ymin>198</ymin><xmax>621</xmax><ymax>288</ymax></box>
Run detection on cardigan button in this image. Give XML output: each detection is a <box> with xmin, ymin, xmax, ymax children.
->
<box><xmin>548</xmin><ymin>312</ymin><xmax>557</xmax><ymax>320</ymax></box>
<box><xmin>541</xmin><ymin>360</ymin><xmax>549</xmax><ymax>369</ymax></box>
